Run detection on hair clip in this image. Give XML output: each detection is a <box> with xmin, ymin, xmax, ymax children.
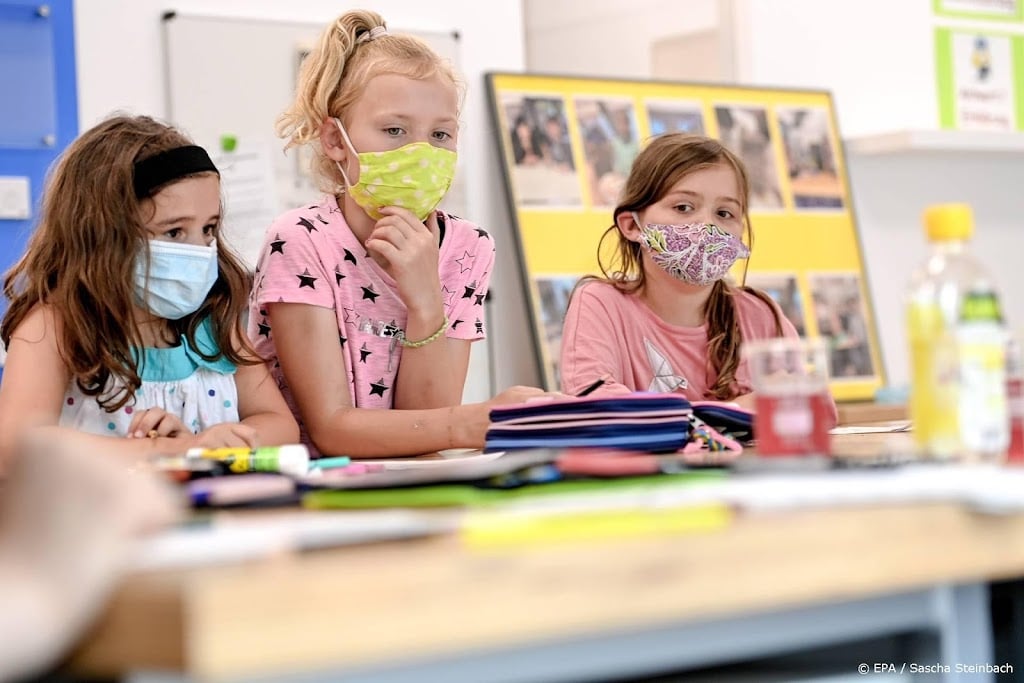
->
<box><xmin>356</xmin><ymin>25</ymin><xmax>388</xmax><ymax>44</ymax></box>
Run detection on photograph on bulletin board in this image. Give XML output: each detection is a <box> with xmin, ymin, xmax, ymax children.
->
<box><xmin>776</xmin><ymin>106</ymin><xmax>847</xmax><ymax>210</ymax></box>
<box><xmin>497</xmin><ymin>92</ymin><xmax>581</xmax><ymax>207</ymax></box>
<box><xmin>807</xmin><ymin>272</ymin><xmax>880</xmax><ymax>382</ymax></box>
<box><xmin>572</xmin><ymin>96</ymin><xmax>641</xmax><ymax>208</ymax></box>
<box><xmin>485</xmin><ymin>73</ymin><xmax>885</xmax><ymax>401</ymax></box>
<box><xmin>644</xmin><ymin>99</ymin><xmax>706</xmax><ymax>136</ymax></box>
<box><xmin>744</xmin><ymin>272</ymin><xmax>807</xmax><ymax>337</ymax></box>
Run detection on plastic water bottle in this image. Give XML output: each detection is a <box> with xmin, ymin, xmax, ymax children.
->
<box><xmin>906</xmin><ymin>204</ymin><xmax>1008</xmax><ymax>462</ymax></box>
<box><xmin>1007</xmin><ymin>335</ymin><xmax>1024</xmax><ymax>463</ymax></box>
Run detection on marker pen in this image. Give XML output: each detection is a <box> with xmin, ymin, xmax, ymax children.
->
<box><xmin>149</xmin><ymin>455</ymin><xmax>226</xmax><ymax>482</ymax></box>
<box><xmin>185</xmin><ymin>444</ymin><xmax>311</xmax><ymax>477</ymax></box>
<box><xmin>187</xmin><ymin>474</ymin><xmax>296</xmax><ymax>507</ymax></box>
<box><xmin>576</xmin><ymin>377</ymin><xmax>607</xmax><ymax>397</ymax></box>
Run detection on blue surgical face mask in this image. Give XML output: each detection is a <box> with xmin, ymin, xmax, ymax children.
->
<box><xmin>133</xmin><ymin>239</ymin><xmax>219</xmax><ymax>320</ymax></box>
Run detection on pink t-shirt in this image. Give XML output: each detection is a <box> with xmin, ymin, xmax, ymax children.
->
<box><xmin>561</xmin><ymin>280</ymin><xmax>837</xmax><ymax>424</ymax></box>
<box><xmin>248</xmin><ymin>195</ymin><xmax>495</xmax><ymax>447</ymax></box>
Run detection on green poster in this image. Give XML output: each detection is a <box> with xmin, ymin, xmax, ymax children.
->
<box><xmin>934</xmin><ymin>0</ymin><xmax>1024</xmax><ymax>22</ymax></box>
<box><xmin>935</xmin><ymin>28</ymin><xmax>1024</xmax><ymax>130</ymax></box>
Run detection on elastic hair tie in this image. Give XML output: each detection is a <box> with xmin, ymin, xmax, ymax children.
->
<box><xmin>133</xmin><ymin>145</ymin><xmax>218</xmax><ymax>198</ymax></box>
<box><xmin>356</xmin><ymin>25</ymin><xmax>388</xmax><ymax>44</ymax></box>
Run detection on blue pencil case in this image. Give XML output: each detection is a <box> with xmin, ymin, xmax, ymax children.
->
<box><xmin>690</xmin><ymin>401</ymin><xmax>755</xmax><ymax>444</ymax></box>
<box><xmin>486</xmin><ymin>393</ymin><xmax>693</xmax><ymax>453</ymax></box>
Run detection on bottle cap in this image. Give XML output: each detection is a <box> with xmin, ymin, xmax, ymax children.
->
<box><xmin>273</xmin><ymin>444</ymin><xmax>311</xmax><ymax>477</ymax></box>
<box><xmin>923</xmin><ymin>203</ymin><xmax>974</xmax><ymax>242</ymax></box>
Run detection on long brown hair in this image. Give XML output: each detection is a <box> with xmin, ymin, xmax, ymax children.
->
<box><xmin>277</xmin><ymin>9</ymin><xmax>462</xmax><ymax>192</ymax></box>
<box><xmin>594</xmin><ymin>133</ymin><xmax>782</xmax><ymax>400</ymax></box>
<box><xmin>1</xmin><ymin>114</ymin><xmax>257</xmax><ymax>411</ymax></box>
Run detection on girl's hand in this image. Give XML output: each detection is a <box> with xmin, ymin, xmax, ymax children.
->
<box><xmin>485</xmin><ymin>385</ymin><xmax>562</xmax><ymax>408</ymax></box>
<box><xmin>127</xmin><ymin>408</ymin><xmax>189</xmax><ymax>439</ymax></box>
<box><xmin>189</xmin><ymin>423</ymin><xmax>259</xmax><ymax>450</ymax></box>
<box><xmin>365</xmin><ymin>207</ymin><xmax>443</xmax><ymax>313</ymax></box>
<box><xmin>461</xmin><ymin>386</ymin><xmax>565</xmax><ymax>447</ymax></box>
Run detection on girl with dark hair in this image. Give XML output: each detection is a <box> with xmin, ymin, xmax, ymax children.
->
<box><xmin>0</xmin><ymin>114</ymin><xmax>297</xmax><ymax>467</ymax></box>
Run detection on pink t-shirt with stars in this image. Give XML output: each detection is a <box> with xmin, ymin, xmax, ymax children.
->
<box><xmin>248</xmin><ymin>194</ymin><xmax>495</xmax><ymax>453</ymax></box>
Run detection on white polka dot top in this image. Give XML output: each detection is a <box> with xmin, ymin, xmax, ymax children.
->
<box><xmin>59</xmin><ymin>318</ymin><xmax>239</xmax><ymax>437</ymax></box>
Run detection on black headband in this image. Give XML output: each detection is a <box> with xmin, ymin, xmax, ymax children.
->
<box><xmin>133</xmin><ymin>145</ymin><xmax>219</xmax><ymax>198</ymax></box>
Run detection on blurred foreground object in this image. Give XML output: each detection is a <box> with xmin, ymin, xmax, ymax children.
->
<box><xmin>0</xmin><ymin>430</ymin><xmax>181</xmax><ymax>682</ymax></box>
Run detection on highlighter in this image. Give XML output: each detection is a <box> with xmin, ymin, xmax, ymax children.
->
<box><xmin>185</xmin><ymin>444</ymin><xmax>311</xmax><ymax>477</ymax></box>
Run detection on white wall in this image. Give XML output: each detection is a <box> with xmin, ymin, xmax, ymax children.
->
<box><xmin>524</xmin><ymin>0</ymin><xmax>721</xmax><ymax>78</ymax></box>
<box><xmin>73</xmin><ymin>0</ymin><xmax>531</xmax><ymax>400</ymax></box>
<box><xmin>732</xmin><ymin>0</ymin><xmax>937</xmax><ymax>137</ymax></box>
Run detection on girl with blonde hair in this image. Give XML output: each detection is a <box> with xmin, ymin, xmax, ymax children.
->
<box><xmin>251</xmin><ymin>10</ymin><xmax>552</xmax><ymax>458</ymax></box>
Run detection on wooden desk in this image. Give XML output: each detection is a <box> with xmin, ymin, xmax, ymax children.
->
<box><xmin>68</xmin><ymin>435</ymin><xmax>1017</xmax><ymax>683</ymax></box>
<box><xmin>837</xmin><ymin>402</ymin><xmax>908</xmax><ymax>425</ymax></box>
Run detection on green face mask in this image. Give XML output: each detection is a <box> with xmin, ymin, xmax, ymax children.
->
<box><xmin>334</xmin><ymin>118</ymin><xmax>457</xmax><ymax>221</ymax></box>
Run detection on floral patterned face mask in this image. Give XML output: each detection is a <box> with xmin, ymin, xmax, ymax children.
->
<box><xmin>634</xmin><ymin>215</ymin><xmax>750</xmax><ymax>286</ymax></box>
<box><xmin>333</xmin><ymin>118</ymin><xmax>457</xmax><ymax>221</ymax></box>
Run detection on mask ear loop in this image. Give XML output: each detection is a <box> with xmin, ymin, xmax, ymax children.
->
<box><xmin>630</xmin><ymin>211</ymin><xmax>644</xmax><ymax>231</ymax></box>
<box><xmin>332</xmin><ymin>118</ymin><xmax>359</xmax><ymax>189</ymax></box>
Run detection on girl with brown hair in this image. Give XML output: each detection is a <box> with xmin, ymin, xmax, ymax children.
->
<box><xmin>0</xmin><ymin>114</ymin><xmax>297</xmax><ymax>467</ymax></box>
<box><xmin>560</xmin><ymin>133</ymin><xmax>837</xmax><ymax>423</ymax></box>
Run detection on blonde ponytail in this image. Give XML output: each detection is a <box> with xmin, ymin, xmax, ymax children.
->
<box><xmin>277</xmin><ymin>9</ymin><xmax>462</xmax><ymax>192</ymax></box>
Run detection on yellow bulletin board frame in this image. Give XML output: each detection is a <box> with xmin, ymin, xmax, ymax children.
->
<box><xmin>485</xmin><ymin>73</ymin><xmax>885</xmax><ymax>402</ymax></box>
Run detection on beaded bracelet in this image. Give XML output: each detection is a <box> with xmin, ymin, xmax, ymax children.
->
<box><xmin>397</xmin><ymin>315</ymin><xmax>450</xmax><ymax>348</ymax></box>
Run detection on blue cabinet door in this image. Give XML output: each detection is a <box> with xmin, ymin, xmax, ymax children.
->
<box><xmin>0</xmin><ymin>0</ymin><xmax>78</xmax><ymax>321</ymax></box>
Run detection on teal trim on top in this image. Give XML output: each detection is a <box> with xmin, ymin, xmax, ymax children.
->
<box><xmin>134</xmin><ymin>318</ymin><xmax>236</xmax><ymax>382</ymax></box>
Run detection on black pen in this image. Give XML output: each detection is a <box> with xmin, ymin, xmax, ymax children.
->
<box><xmin>576</xmin><ymin>378</ymin><xmax>606</xmax><ymax>397</ymax></box>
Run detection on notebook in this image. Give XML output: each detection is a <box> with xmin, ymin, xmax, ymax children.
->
<box><xmin>300</xmin><ymin>449</ymin><xmax>561</xmax><ymax>490</ymax></box>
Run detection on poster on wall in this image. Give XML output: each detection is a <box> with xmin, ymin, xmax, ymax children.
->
<box><xmin>933</xmin><ymin>0</ymin><xmax>1023</xmax><ymax>21</ymax></box>
<box><xmin>486</xmin><ymin>73</ymin><xmax>882</xmax><ymax>402</ymax></box>
<box><xmin>935</xmin><ymin>28</ymin><xmax>1023</xmax><ymax>131</ymax></box>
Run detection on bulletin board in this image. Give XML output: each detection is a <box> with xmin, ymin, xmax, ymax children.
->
<box><xmin>485</xmin><ymin>73</ymin><xmax>884</xmax><ymax>402</ymax></box>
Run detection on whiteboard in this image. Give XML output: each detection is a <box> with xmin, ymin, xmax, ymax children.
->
<box><xmin>162</xmin><ymin>12</ymin><xmax>463</xmax><ymax>266</ymax></box>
